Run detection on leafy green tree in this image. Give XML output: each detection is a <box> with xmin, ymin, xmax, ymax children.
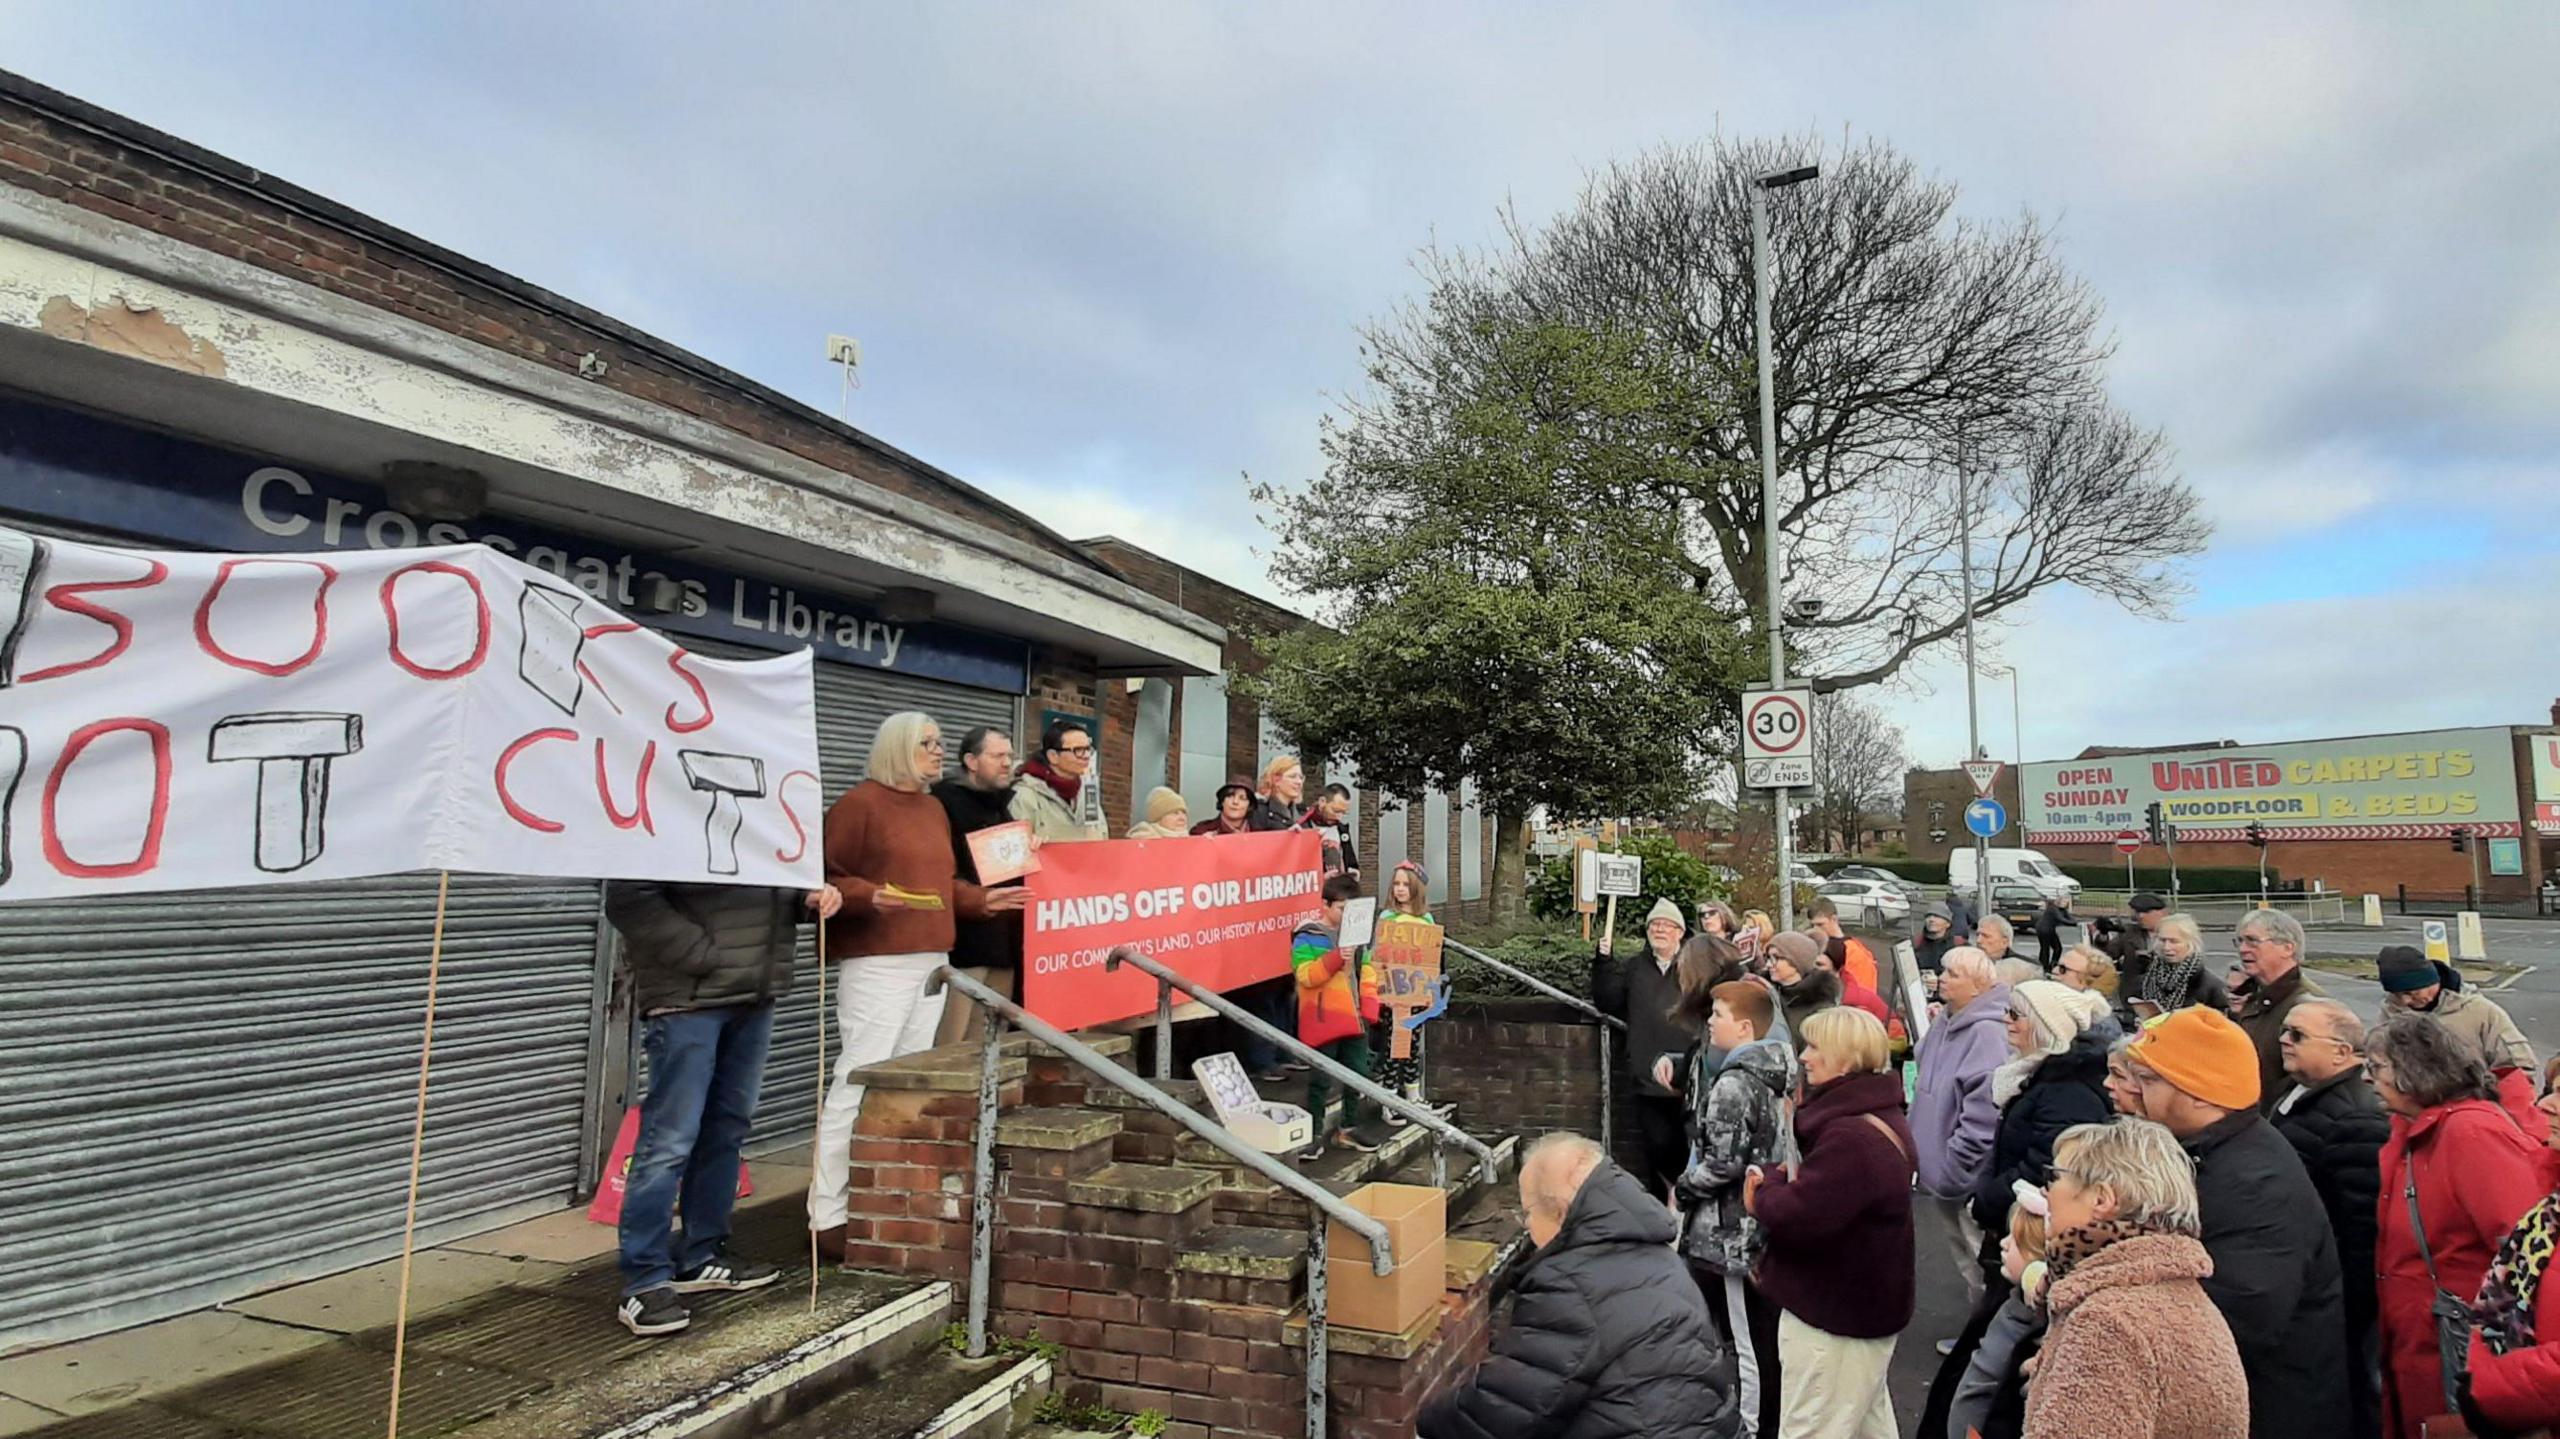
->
<box><xmin>1241</xmin><ymin>319</ymin><xmax>1755</xmax><ymax>926</ymax></box>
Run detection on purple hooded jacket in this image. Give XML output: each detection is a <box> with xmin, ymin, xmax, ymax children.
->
<box><xmin>1910</xmin><ymin>981</ymin><xmax>2012</xmax><ymax>1199</ymax></box>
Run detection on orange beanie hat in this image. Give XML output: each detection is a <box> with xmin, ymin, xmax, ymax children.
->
<box><xmin>2129</xmin><ymin>1006</ymin><xmax>2261</xmax><ymax>1111</ymax></box>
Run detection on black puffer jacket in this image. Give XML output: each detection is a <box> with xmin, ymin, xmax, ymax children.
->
<box><xmin>1970</xmin><ymin>1033</ymin><xmax>2114</xmax><ymax>1242</ymax></box>
<box><xmin>606</xmin><ymin>881</ymin><xmax>806</xmax><ymax>1013</ymax></box>
<box><xmin>2186</xmin><ymin>1109</ymin><xmax>2351</xmax><ymax>1439</ymax></box>
<box><xmin>2271</xmin><ymin>1068</ymin><xmax>2388</xmax><ymax>1339</ymax></box>
<box><xmin>1420</xmin><ymin>1161</ymin><xmax>1740</xmax><ymax>1439</ymax></box>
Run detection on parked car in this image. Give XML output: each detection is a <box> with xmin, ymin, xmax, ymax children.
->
<box><xmin>1816</xmin><ymin>879</ymin><xmax>1913</xmax><ymax>927</ymax></box>
<box><xmin>1830</xmin><ymin>865</ymin><xmax>1926</xmax><ymax>901</ymax></box>
<box><xmin>1983</xmin><ymin>882</ymin><xmax>2047</xmax><ymax>931</ymax></box>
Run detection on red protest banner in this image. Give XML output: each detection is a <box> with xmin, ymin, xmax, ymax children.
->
<box><xmin>1022</xmin><ymin>830</ymin><xmax>1324</xmax><ymax>1031</ymax></box>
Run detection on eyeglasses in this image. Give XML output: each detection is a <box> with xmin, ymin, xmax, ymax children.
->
<box><xmin>1056</xmin><ymin>743</ymin><xmax>1094</xmax><ymax>758</ymax></box>
<box><xmin>919</xmin><ymin>737</ymin><xmax>946</xmax><ymax>751</ymax></box>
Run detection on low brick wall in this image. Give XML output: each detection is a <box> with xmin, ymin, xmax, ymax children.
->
<box><xmin>1425</xmin><ymin>1000</ymin><xmax>1643</xmax><ymax>1176</ymax></box>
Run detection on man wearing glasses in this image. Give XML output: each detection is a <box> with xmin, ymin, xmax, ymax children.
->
<box><xmin>1010</xmin><ymin>718</ymin><xmax>1108</xmax><ymax>844</ymax></box>
<box><xmin>2270</xmin><ymin>998</ymin><xmax>2389</xmax><ymax>1439</ymax></box>
<box><xmin>2124</xmin><ymin>1006</ymin><xmax>2351</xmax><ymax>1439</ymax></box>
<box><xmin>2230</xmin><ymin>911</ymin><xmax>2326</xmax><ymax>1114</ymax></box>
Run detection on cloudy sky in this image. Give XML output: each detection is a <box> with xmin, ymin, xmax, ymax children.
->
<box><xmin>8</xmin><ymin>2</ymin><xmax>2557</xmax><ymax>770</ymax></box>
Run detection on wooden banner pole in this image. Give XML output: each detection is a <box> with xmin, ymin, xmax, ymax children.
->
<box><xmin>386</xmin><ymin>870</ymin><xmax>451</xmax><ymax>1439</ymax></box>
<box><xmin>811</xmin><ymin>908</ymin><xmax>827</xmax><ymax>1311</ymax></box>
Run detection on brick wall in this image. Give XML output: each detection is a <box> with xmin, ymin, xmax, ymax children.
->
<box><xmin>1903</xmin><ymin>766</ymin><xmax>2025</xmax><ymax>862</ymax></box>
<box><xmin>0</xmin><ymin>75</ymin><xmax>1091</xmax><ymax>570</ymax></box>
<box><xmin>1427</xmin><ymin>1000</ymin><xmax>1639</xmax><ymax>1171</ymax></box>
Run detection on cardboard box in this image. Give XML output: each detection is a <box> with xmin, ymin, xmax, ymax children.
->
<box><xmin>1323</xmin><ymin>1182</ymin><xmax>1452</xmax><ymax>1334</ymax></box>
<box><xmin>1327</xmin><ymin>1234</ymin><xmax>1447</xmax><ymax>1334</ymax></box>
<box><xmin>1327</xmin><ymin>1182</ymin><xmax>1447</xmax><ymax>1259</ymax></box>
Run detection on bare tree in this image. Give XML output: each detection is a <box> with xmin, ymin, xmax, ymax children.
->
<box><xmin>1354</xmin><ymin>133</ymin><xmax>2210</xmax><ymax>694</ymax></box>
<box><xmin>1807</xmin><ymin>692</ymin><xmax>1906</xmax><ymax>854</ymax></box>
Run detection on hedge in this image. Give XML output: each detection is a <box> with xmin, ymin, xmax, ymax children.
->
<box><xmin>1442</xmin><ymin>925</ymin><xmax>1595</xmax><ymax>1001</ymax></box>
<box><xmin>2056</xmin><ymin>864</ymin><xmax>2282</xmax><ymax>895</ymax></box>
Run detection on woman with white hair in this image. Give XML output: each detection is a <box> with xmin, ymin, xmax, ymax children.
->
<box><xmin>2131</xmin><ymin>913</ymin><xmax>2228</xmax><ymax>1019</ymax></box>
<box><xmin>2024</xmin><ymin>1120</ymin><xmax>2248</xmax><ymax>1436</ymax></box>
<box><xmin>1970</xmin><ymin>981</ymin><xmax>2114</xmax><ymax>1291</ymax></box>
<box><xmin>808</xmin><ymin>711</ymin><xmax>1030</xmax><ymax>1260</ymax></box>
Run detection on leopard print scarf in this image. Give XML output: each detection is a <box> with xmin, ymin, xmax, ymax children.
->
<box><xmin>2473</xmin><ymin>1191</ymin><xmax>2558</xmax><ymax>1354</ymax></box>
<box><xmin>2038</xmin><ymin>1217</ymin><xmax>2188</xmax><ymax>1311</ymax></box>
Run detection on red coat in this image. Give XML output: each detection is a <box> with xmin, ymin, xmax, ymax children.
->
<box><xmin>2463</xmin><ymin>1149</ymin><xmax>2560</xmax><ymax>1434</ymax></box>
<box><xmin>2377</xmin><ymin>1100</ymin><xmax>2542</xmax><ymax>1439</ymax></box>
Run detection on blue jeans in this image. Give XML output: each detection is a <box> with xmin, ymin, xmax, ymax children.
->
<box><xmin>618</xmin><ymin>1002</ymin><xmax>775</xmax><ymax>1296</ymax></box>
<box><xmin>1237</xmin><ymin>978</ymin><xmax>1297</xmax><ymax>1073</ymax></box>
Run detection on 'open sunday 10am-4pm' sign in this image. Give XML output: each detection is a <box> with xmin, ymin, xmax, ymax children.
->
<box><xmin>0</xmin><ymin>526</ymin><xmax>822</xmax><ymax>900</ymax></box>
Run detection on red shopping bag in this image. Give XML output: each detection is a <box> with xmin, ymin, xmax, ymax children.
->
<box><xmin>584</xmin><ymin>1107</ymin><xmax>755</xmax><ymax>1225</ymax></box>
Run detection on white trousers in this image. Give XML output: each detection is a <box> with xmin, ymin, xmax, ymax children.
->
<box><xmin>1721</xmin><ymin>1274</ymin><xmax>1767</xmax><ymax>1437</ymax></box>
<box><xmin>1775</xmin><ymin>1311</ymin><xmax>1898</xmax><ymax>1439</ymax></box>
<box><xmin>1930</xmin><ymin>1192</ymin><xmax>1987</xmax><ymax>1309</ymax></box>
<box><xmin>806</xmin><ymin>951</ymin><xmax>948</xmax><ymax>1229</ymax></box>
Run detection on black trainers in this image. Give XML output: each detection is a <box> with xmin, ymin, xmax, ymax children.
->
<box><xmin>1332</xmin><ymin>1129</ymin><xmax>1379</xmax><ymax>1155</ymax></box>
<box><xmin>617</xmin><ymin>1286</ymin><xmax>689</xmax><ymax>1336</ymax></box>
<box><xmin>672</xmin><ymin>1255</ymin><xmax>781</xmax><ymax>1293</ymax></box>
<box><xmin>1296</xmin><ymin>1136</ymin><xmax>1330</xmax><ymax>1163</ymax></box>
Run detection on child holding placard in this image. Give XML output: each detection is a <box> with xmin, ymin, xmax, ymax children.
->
<box><xmin>1374</xmin><ymin>862</ymin><xmax>1435</xmax><ymax>1122</ymax></box>
<box><xmin>1291</xmin><ymin>871</ymin><xmax>1382</xmax><ymax>1160</ymax></box>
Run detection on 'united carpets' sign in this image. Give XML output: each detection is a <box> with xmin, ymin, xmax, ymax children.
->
<box><xmin>2023</xmin><ymin>727</ymin><xmax>2521</xmax><ymax>843</ymax></box>
<box><xmin>2531</xmin><ymin>734</ymin><xmax>2560</xmax><ymax>836</ymax></box>
<box><xmin>1022</xmin><ymin>830</ymin><xmax>1323</xmax><ymax>1031</ymax></box>
<box><xmin>0</xmin><ymin>526</ymin><xmax>822</xmax><ymax>901</ymax></box>
<box><xmin>0</xmin><ymin>394</ymin><xmax>1029</xmax><ymax>692</ymax></box>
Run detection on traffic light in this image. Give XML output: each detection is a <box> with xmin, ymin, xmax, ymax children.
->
<box><xmin>2450</xmin><ymin>827</ymin><xmax>2471</xmax><ymax>854</ymax></box>
<box><xmin>2144</xmin><ymin>802</ymin><xmax>2166</xmax><ymax>846</ymax></box>
<box><xmin>2244</xmin><ymin>821</ymin><xmax>2268</xmax><ymax>849</ymax></box>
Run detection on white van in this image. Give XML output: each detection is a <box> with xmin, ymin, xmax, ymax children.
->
<box><xmin>1949</xmin><ymin>847</ymin><xmax>2081</xmax><ymax>902</ymax></box>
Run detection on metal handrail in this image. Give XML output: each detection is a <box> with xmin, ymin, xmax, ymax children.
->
<box><xmin>1442</xmin><ymin>936</ymin><xmax>1624</xmax><ymax>1157</ymax></box>
<box><xmin>926</xmin><ymin>966</ymin><xmax>1389</xmax><ymax>1439</ymax></box>
<box><xmin>1441</xmin><ymin>938</ymin><xmax>1628</xmax><ymax>1031</ymax></box>
<box><xmin>1102</xmin><ymin>946</ymin><xmax>1499</xmax><ymax>1190</ymax></box>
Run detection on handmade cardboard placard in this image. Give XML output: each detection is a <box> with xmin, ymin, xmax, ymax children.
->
<box><xmin>1372</xmin><ymin>915</ymin><xmax>1444</xmax><ymax>1059</ymax></box>
<box><xmin>967</xmin><ymin>819</ymin><xmax>1039</xmax><ymax>885</ymax></box>
<box><xmin>1193</xmin><ymin>1051</ymin><xmax>1313</xmax><ymax>1154</ymax></box>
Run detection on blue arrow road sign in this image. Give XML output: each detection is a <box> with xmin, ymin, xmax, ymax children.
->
<box><xmin>1964</xmin><ymin>797</ymin><xmax>2008</xmax><ymax>838</ymax></box>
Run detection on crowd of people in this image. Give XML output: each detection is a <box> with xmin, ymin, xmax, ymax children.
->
<box><xmin>1497</xmin><ymin>887</ymin><xmax>2560</xmax><ymax>1439</ymax></box>
<box><xmin>601</xmin><ymin>709</ymin><xmax>1401</xmax><ymax>1336</ymax></box>
<box><xmin>597</xmin><ymin>708</ymin><xmax>2560</xmax><ymax>1439</ymax></box>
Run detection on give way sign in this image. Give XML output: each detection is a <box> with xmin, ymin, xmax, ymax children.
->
<box><xmin>1742</xmin><ymin>688</ymin><xmax>1814</xmax><ymax>789</ymax></box>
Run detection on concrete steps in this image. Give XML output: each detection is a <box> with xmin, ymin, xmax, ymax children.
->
<box><xmin>753</xmin><ymin>1345</ymin><xmax>1052</xmax><ymax>1439</ymax></box>
<box><xmin>12</xmin><ymin>1193</ymin><xmax>958</xmax><ymax>1439</ymax></box>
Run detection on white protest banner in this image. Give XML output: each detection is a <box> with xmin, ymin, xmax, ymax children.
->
<box><xmin>0</xmin><ymin>526</ymin><xmax>823</xmax><ymax>900</ymax></box>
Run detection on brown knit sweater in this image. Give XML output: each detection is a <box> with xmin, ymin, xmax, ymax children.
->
<box><xmin>822</xmin><ymin>779</ymin><xmax>989</xmax><ymax>959</ymax></box>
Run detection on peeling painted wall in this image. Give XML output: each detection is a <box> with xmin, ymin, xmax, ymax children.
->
<box><xmin>0</xmin><ymin>224</ymin><xmax>1220</xmax><ymax>674</ymax></box>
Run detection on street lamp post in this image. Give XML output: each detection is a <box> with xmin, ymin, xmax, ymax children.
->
<box><xmin>1957</xmin><ymin>454</ymin><xmax>1989</xmax><ymax>905</ymax></box>
<box><xmin>1752</xmin><ymin>163</ymin><xmax>1818</xmax><ymax>930</ymax></box>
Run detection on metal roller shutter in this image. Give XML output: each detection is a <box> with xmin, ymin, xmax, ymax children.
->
<box><xmin>0</xmin><ymin>873</ymin><xmax>603</xmax><ymax>1352</ymax></box>
<box><xmin>670</xmin><ymin>640</ymin><xmax>1017</xmax><ymax>1149</ymax></box>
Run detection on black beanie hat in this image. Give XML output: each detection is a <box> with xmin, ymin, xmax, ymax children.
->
<box><xmin>2376</xmin><ymin>945</ymin><xmax>2436</xmax><ymax>993</ymax></box>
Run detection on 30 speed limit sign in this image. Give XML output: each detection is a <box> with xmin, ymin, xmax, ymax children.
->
<box><xmin>1742</xmin><ymin>688</ymin><xmax>1815</xmax><ymax>789</ymax></box>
